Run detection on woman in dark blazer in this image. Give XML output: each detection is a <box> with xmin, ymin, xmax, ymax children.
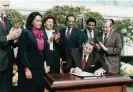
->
<box><xmin>17</xmin><ymin>12</ymin><xmax>46</xmax><ymax>92</ymax></box>
<box><xmin>42</xmin><ymin>14</ymin><xmax>60</xmax><ymax>74</ymax></box>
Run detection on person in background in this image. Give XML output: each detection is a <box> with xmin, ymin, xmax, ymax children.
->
<box><xmin>96</xmin><ymin>19</ymin><xmax>122</xmax><ymax>74</ymax></box>
<box><xmin>42</xmin><ymin>14</ymin><xmax>60</xmax><ymax>74</ymax></box>
<box><xmin>81</xmin><ymin>18</ymin><xmax>99</xmax><ymax>43</ymax></box>
<box><xmin>0</xmin><ymin>3</ymin><xmax>22</xmax><ymax>92</ymax></box>
<box><xmin>17</xmin><ymin>12</ymin><xmax>46</xmax><ymax>92</ymax></box>
<box><xmin>64</xmin><ymin>40</ymin><xmax>108</xmax><ymax>76</ymax></box>
<box><xmin>110</xmin><ymin>19</ymin><xmax>124</xmax><ymax>73</ymax></box>
<box><xmin>59</xmin><ymin>14</ymin><xmax>81</xmax><ymax>69</ymax></box>
<box><xmin>21</xmin><ymin>14</ymin><xmax>29</xmax><ymax>30</ymax></box>
<box><xmin>110</xmin><ymin>19</ymin><xmax>124</xmax><ymax>47</ymax></box>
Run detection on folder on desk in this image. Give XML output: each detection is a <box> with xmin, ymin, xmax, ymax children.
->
<box><xmin>71</xmin><ymin>71</ymin><xmax>97</xmax><ymax>79</ymax></box>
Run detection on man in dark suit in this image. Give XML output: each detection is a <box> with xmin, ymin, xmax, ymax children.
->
<box><xmin>81</xmin><ymin>18</ymin><xmax>99</xmax><ymax>43</ymax></box>
<box><xmin>0</xmin><ymin>4</ymin><xmax>22</xmax><ymax>92</ymax></box>
<box><xmin>64</xmin><ymin>40</ymin><xmax>108</xmax><ymax>76</ymax></box>
<box><xmin>59</xmin><ymin>14</ymin><xmax>81</xmax><ymax>64</ymax></box>
<box><xmin>96</xmin><ymin>19</ymin><xmax>122</xmax><ymax>74</ymax></box>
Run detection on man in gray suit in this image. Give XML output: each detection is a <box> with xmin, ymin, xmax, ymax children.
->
<box><xmin>0</xmin><ymin>4</ymin><xmax>22</xmax><ymax>92</ymax></box>
<box><xmin>96</xmin><ymin>19</ymin><xmax>122</xmax><ymax>74</ymax></box>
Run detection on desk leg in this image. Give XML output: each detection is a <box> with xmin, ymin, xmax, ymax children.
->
<box><xmin>122</xmin><ymin>85</ymin><xmax>127</xmax><ymax>92</ymax></box>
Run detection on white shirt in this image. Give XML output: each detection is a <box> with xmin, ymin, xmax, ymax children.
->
<box><xmin>45</xmin><ymin>29</ymin><xmax>55</xmax><ymax>50</ymax></box>
<box><xmin>65</xmin><ymin>27</ymin><xmax>72</xmax><ymax>37</ymax></box>
<box><xmin>82</xmin><ymin>54</ymin><xmax>89</xmax><ymax>62</ymax></box>
<box><xmin>87</xmin><ymin>29</ymin><xmax>94</xmax><ymax>39</ymax></box>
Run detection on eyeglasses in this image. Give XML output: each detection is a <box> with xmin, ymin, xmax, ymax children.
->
<box><xmin>3</xmin><ymin>4</ymin><xmax>9</xmax><ymax>7</ymax></box>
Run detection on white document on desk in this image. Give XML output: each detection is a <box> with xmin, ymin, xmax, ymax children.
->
<box><xmin>71</xmin><ymin>71</ymin><xmax>95</xmax><ymax>77</ymax></box>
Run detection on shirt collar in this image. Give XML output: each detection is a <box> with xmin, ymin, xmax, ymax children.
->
<box><xmin>87</xmin><ymin>29</ymin><xmax>94</xmax><ymax>32</ymax></box>
<box><xmin>45</xmin><ymin>28</ymin><xmax>55</xmax><ymax>33</ymax></box>
<box><xmin>67</xmin><ymin>27</ymin><xmax>73</xmax><ymax>30</ymax></box>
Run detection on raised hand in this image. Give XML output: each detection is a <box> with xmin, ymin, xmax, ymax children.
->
<box><xmin>7</xmin><ymin>27</ymin><xmax>22</xmax><ymax>41</ymax></box>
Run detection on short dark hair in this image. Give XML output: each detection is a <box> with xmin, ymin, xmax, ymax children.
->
<box><xmin>26</xmin><ymin>12</ymin><xmax>42</xmax><ymax>30</ymax></box>
<box><xmin>86</xmin><ymin>18</ymin><xmax>96</xmax><ymax>25</ymax></box>
<box><xmin>110</xmin><ymin>19</ymin><xmax>115</xmax><ymax>25</ymax></box>
<box><xmin>66</xmin><ymin>14</ymin><xmax>76</xmax><ymax>22</ymax></box>
<box><xmin>42</xmin><ymin>14</ymin><xmax>56</xmax><ymax>26</ymax></box>
<box><xmin>84</xmin><ymin>39</ymin><xmax>95</xmax><ymax>46</ymax></box>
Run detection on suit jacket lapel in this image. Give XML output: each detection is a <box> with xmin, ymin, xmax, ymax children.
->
<box><xmin>42</xmin><ymin>29</ymin><xmax>48</xmax><ymax>48</ymax></box>
<box><xmin>98</xmin><ymin>32</ymin><xmax>103</xmax><ymax>43</ymax></box>
<box><xmin>0</xmin><ymin>22</ymin><xmax>7</xmax><ymax>35</ymax></box>
<box><xmin>4</xmin><ymin>18</ymin><xmax>12</xmax><ymax>34</ymax></box>
<box><xmin>74</xmin><ymin>48</ymin><xmax>82</xmax><ymax>69</ymax></box>
<box><xmin>43</xmin><ymin>29</ymin><xmax>48</xmax><ymax>40</ymax></box>
<box><xmin>63</xmin><ymin>28</ymin><xmax>67</xmax><ymax>41</ymax></box>
<box><xmin>84</xmin><ymin>53</ymin><xmax>93</xmax><ymax>70</ymax></box>
<box><xmin>68</xmin><ymin>28</ymin><xmax>74</xmax><ymax>41</ymax></box>
<box><xmin>28</xmin><ymin>30</ymin><xmax>37</xmax><ymax>44</ymax></box>
<box><xmin>105</xmin><ymin>32</ymin><xmax>113</xmax><ymax>46</ymax></box>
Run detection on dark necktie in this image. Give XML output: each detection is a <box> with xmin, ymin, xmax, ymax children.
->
<box><xmin>104</xmin><ymin>33</ymin><xmax>107</xmax><ymax>45</ymax></box>
<box><xmin>82</xmin><ymin>55</ymin><xmax>87</xmax><ymax>70</ymax></box>
<box><xmin>66</xmin><ymin>28</ymin><xmax>70</xmax><ymax>39</ymax></box>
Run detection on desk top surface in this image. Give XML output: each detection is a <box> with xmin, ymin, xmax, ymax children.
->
<box><xmin>45</xmin><ymin>73</ymin><xmax>133</xmax><ymax>88</ymax></box>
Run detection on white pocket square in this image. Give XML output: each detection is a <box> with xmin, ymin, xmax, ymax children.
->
<box><xmin>91</xmin><ymin>65</ymin><xmax>95</xmax><ymax>67</ymax></box>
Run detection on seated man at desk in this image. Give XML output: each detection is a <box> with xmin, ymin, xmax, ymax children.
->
<box><xmin>64</xmin><ymin>40</ymin><xmax>108</xmax><ymax>76</ymax></box>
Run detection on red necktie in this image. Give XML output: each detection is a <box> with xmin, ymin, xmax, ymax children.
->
<box><xmin>82</xmin><ymin>55</ymin><xmax>87</xmax><ymax>70</ymax></box>
<box><xmin>1</xmin><ymin>17</ymin><xmax>6</xmax><ymax>30</ymax></box>
<box><xmin>90</xmin><ymin>30</ymin><xmax>92</xmax><ymax>39</ymax></box>
<box><xmin>66</xmin><ymin>28</ymin><xmax>70</xmax><ymax>39</ymax></box>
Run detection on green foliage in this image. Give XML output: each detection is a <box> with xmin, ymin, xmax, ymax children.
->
<box><xmin>127</xmin><ymin>86</ymin><xmax>133</xmax><ymax>92</ymax></box>
<box><xmin>115</xmin><ymin>19</ymin><xmax>133</xmax><ymax>44</ymax></box>
<box><xmin>45</xmin><ymin>5</ymin><xmax>103</xmax><ymax>31</ymax></box>
<box><xmin>115</xmin><ymin>19</ymin><xmax>132</xmax><ymax>31</ymax></box>
<box><xmin>45</xmin><ymin>5</ymin><xmax>81</xmax><ymax>29</ymax></box>
<box><xmin>6</xmin><ymin>9</ymin><xmax>23</xmax><ymax>26</ymax></box>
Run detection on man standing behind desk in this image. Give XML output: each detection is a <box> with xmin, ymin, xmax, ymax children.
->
<box><xmin>59</xmin><ymin>14</ymin><xmax>81</xmax><ymax>66</ymax></box>
<box><xmin>64</xmin><ymin>40</ymin><xmax>108</xmax><ymax>76</ymax></box>
<box><xmin>81</xmin><ymin>18</ymin><xmax>99</xmax><ymax>43</ymax></box>
<box><xmin>0</xmin><ymin>4</ymin><xmax>22</xmax><ymax>92</ymax></box>
<box><xmin>96</xmin><ymin>19</ymin><xmax>122</xmax><ymax>74</ymax></box>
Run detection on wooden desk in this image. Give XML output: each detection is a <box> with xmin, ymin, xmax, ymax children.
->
<box><xmin>44</xmin><ymin>73</ymin><xmax>133</xmax><ymax>92</ymax></box>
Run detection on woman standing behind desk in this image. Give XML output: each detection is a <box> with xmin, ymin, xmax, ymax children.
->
<box><xmin>42</xmin><ymin>14</ymin><xmax>60</xmax><ymax>74</ymax></box>
<box><xmin>17</xmin><ymin>12</ymin><xmax>47</xmax><ymax>92</ymax></box>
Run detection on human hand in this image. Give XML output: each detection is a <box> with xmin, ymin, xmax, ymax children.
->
<box><xmin>95</xmin><ymin>43</ymin><xmax>101</xmax><ymax>50</ymax></box>
<box><xmin>45</xmin><ymin>66</ymin><xmax>50</xmax><ymax>73</ymax></box>
<box><xmin>94</xmin><ymin>68</ymin><xmax>106</xmax><ymax>77</ymax></box>
<box><xmin>7</xmin><ymin>27</ymin><xmax>22</xmax><ymax>41</ymax></box>
<box><xmin>73</xmin><ymin>67</ymin><xmax>82</xmax><ymax>74</ymax></box>
<box><xmin>99</xmin><ymin>42</ymin><xmax>108</xmax><ymax>51</ymax></box>
<box><xmin>25</xmin><ymin>68</ymin><xmax>32</xmax><ymax>79</ymax></box>
<box><xmin>54</xmin><ymin>32</ymin><xmax>60</xmax><ymax>41</ymax></box>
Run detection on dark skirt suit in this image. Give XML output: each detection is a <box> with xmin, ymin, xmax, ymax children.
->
<box><xmin>44</xmin><ymin>31</ymin><xmax>60</xmax><ymax>74</ymax></box>
<box><xmin>17</xmin><ymin>29</ymin><xmax>47</xmax><ymax>92</ymax></box>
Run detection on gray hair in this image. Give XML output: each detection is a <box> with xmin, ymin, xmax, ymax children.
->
<box><xmin>102</xmin><ymin>19</ymin><xmax>113</xmax><ymax>27</ymax></box>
